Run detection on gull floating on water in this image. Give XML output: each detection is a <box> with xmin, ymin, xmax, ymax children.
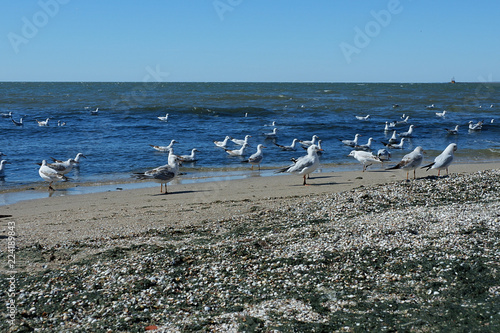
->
<box><xmin>277</xmin><ymin>144</ymin><xmax>323</xmax><ymax>185</ymax></box>
<box><xmin>133</xmin><ymin>154</ymin><xmax>181</xmax><ymax>194</ymax></box>
<box><xmin>354</xmin><ymin>137</ymin><xmax>374</xmax><ymax>151</ymax></box>
<box><xmin>11</xmin><ymin>116</ymin><xmax>24</xmax><ymax>127</ymax></box>
<box><xmin>384</xmin><ymin>122</ymin><xmax>390</xmax><ymax>132</ymax></box>
<box><xmin>224</xmin><ymin>143</ymin><xmax>249</xmax><ymax>156</ymax></box>
<box><xmin>231</xmin><ymin>135</ymin><xmax>252</xmax><ymax>146</ymax></box>
<box><xmin>150</xmin><ymin>140</ymin><xmax>178</xmax><ymax>152</ymax></box>
<box><xmin>0</xmin><ymin>160</ymin><xmax>10</xmax><ymax>179</ymax></box>
<box><xmin>243</xmin><ymin>144</ymin><xmax>266</xmax><ymax>170</ymax></box>
<box><xmin>264</xmin><ymin>121</ymin><xmax>276</xmax><ymax>127</ymax></box>
<box><xmin>383</xmin><ymin>138</ymin><xmax>406</xmax><ymax>149</ymax></box>
<box><xmin>386</xmin><ymin>146</ymin><xmax>424</xmax><ymax>180</ymax></box>
<box><xmin>377</xmin><ymin>149</ymin><xmax>391</xmax><ymax>163</ymax></box>
<box><xmin>179</xmin><ymin>148</ymin><xmax>200</xmax><ymax>162</ymax></box>
<box><xmin>57</xmin><ymin>120</ymin><xmax>66</xmax><ymax>126</ymax></box>
<box><xmin>90</xmin><ymin>108</ymin><xmax>99</xmax><ymax>115</ymax></box>
<box><xmin>340</xmin><ymin>134</ymin><xmax>361</xmax><ymax>147</ymax></box>
<box><xmin>445</xmin><ymin>125</ymin><xmax>459</xmax><ymax>135</ymax></box>
<box><xmin>36</xmin><ymin>118</ymin><xmax>50</xmax><ymax>126</ymax></box>
<box><xmin>157</xmin><ymin>113</ymin><xmax>169</xmax><ymax>121</ymax></box>
<box><xmin>214</xmin><ymin>136</ymin><xmax>232</xmax><ymax>148</ymax></box>
<box><xmin>421</xmin><ymin>143</ymin><xmax>457</xmax><ymax>176</ymax></box>
<box><xmin>468</xmin><ymin>121</ymin><xmax>483</xmax><ymax>131</ymax></box>
<box><xmin>300</xmin><ymin>135</ymin><xmax>319</xmax><ymax>147</ymax></box>
<box><xmin>348</xmin><ymin>150</ymin><xmax>381</xmax><ymax>172</ymax></box>
<box><xmin>1</xmin><ymin>111</ymin><xmax>13</xmax><ymax>118</ymax></box>
<box><xmin>38</xmin><ymin>160</ymin><xmax>67</xmax><ymax>191</ymax></box>
<box><xmin>274</xmin><ymin>138</ymin><xmax>299</xmax><ymax>151</ymax></box>
<box><xmin>435</xmin><ymin>110</ymin><xmax>447</xmax><ymax>118</ymax></box>
<box><xmin>426</xmin><ymin>104</ymin><xmax>436</xmax><ymax>109</ymax></box>
<box><xmin>398</xmin><ymin>125</ymin><xmax>415</xmax><ymax>138</ymax></box>
<box><xmin>355</xmin><ymin>114</ymin><xmax>370</xmax><ymax>121</ymax></box>
<box><xmin>388</xmin><ymin>130</ymin><xmax>398</xmax><ymax>143</ymax></box>
<box><xmin>263</xmin><ymin>128</ymin><xmax>278</xmax><ymax>139</ymax></box>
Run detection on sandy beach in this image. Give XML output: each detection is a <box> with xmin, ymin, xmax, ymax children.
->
<box><xmin>1</xmin><ymin>162</ymin><xmax>499</xmax><ymax>332</ymax></box>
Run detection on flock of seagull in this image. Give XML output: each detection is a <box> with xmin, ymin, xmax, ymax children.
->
<box><xmin>0</xmin><ymin>104</ymin><xmax>494</xmax><ymax>193</ymax></box>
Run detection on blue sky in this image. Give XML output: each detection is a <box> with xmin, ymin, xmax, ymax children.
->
<box><xmin>1</xmin><ymin>0</ymin><xmax>499</xmax><ymax>82</ymax></box>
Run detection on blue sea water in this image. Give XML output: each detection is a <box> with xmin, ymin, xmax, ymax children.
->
<box><xmin>0</xmin><ymin>82</ymin><xmax>499</xmax><ymax>191</ymax></box>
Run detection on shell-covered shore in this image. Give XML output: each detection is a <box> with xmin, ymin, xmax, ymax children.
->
<box><xmin>2</xmin><ymin>170</ymin><xmax>500</xmax><ymax>332</ymax></box>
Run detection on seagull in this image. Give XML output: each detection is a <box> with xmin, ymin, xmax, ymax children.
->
<box><xmin>445</xmin><ymin>125</ymin><xmax>459</xmax><ymax>135</ymax></box>
<box><xmin>355</xmin><ymin>114</ymin><xmax>370</xmax><ymax>121</ymax></box>
<box><xmin>377</xmin><ymin>149</ymin><xmax>391</xmax><ymax>163</ymax></box>
<box><xmin>0</xmin><ymin>160</ymin><xmax>10</xmax><ymax>179</ymax></box>
<box><xmin>214</xmin><ymin>136</ymin><xmax>232</xmax><ymax>148</ymax></box>
<box><xmin>426</xmin><ymin>104</ymin><xmax>436</xmax><ymax>109</ymax></box>
<box><xmin>435</xmin><ymin>110</ymin><xmax>447</xmax><ymax>118</ymax></box>
<box><xmin>45</xmin><ymin>159</ymin><xmax>79</xmax><ymax>176</ymax></box>
<box><xmin>50</xmin><ymin>153</ymin><xmax>86</xmax><ymax>169</ymax></box>
<box><xmin>384</xmin><ymin>122</ymin><xmax>390</xmax><ymax>132</ymax></box>
<box><xmin>421</xmin><ymin>143</ymin><xmax>457</xmax><ymax>176</ymax></box>
<box><xmin>224</xmin><ymin>143</ymin><xmax>249</xmax><ymax>156</ymax></box>
<box><xmin>398</xmin><ymin>125</ymin><xmax>415</xmax><ymax>138</ymax></box>
<box><xmin>274</xmin><ymin>138</ymin><xmax>299</xmax><ymax>151</ymax></box>
<box><xmin>133</xmin><ymin>154</ymin><xmax>181</xmax><ymax>194</ymax></box>
<box><xmin>386</xmin><ymin>146</ymin><xmax>424</xmax><ymax>180</ymax></box>
<box><xmin>57</xmin><ymin>120</ymin><xmax>66</xmax><ymax>126</ymax></box>
<box><xmin>468</xmin><ymin>121</ymin><xmax>483</xmax><ymax>131</ymax></box>
<box><xmin>1</xmin><ymin>111</ymin><xmax>13</xmax><ymax>118</ymax></box>
<box><xmin>277</xmin><ymin>144</ymin><xmax>323</xmax><ymax>185</ymax></box>
<box><xmin>243</xmin><ymin>144</ymin><xmax>266</xmax><ymax>170</ymax></box>
<box><xmin>90</xmin><ymin>108</ymin><xmax>99</xmax><ymax>115</ymax></box>
<box><xmin>11</xmin><ymin>116</ymin><xmax>24</xmax><ymax>127</ymax></box>
<box><xmin>388</xmin><ymin>130</ymin><xmax>398</xmax><ymax>143</ymax></box>
<box><xmin>263</xmin><ymin>128</ymin><xmax>278</xmax><ymax>139</ymax></box>
<box><xmin>264</xmin><ymin>121</ymin><xmax>276</xmax><ymax>127</ymax></box>
<box><xmin>396</xmin><ymin>115</ymin><xmax>410</xmax><ymax>124</ymax></box>
<box><xmin>348</xmin><ymin>150</ymin><xmax>382</xmax><ymax>172</ymax></box>
<box><xmin>300</xmin><ymin>135</ymin><xmax>319</xmax><ymax>147</ymax></box>
<box><xmin>340</xmin><ymin>134</ymin><xmax>361</xmax><ymax>147</ymax></box>
<box><xmin>231</xmin><ymin>135</ymin><xmax>252</xmax><ymax>146</ymax></box>
<box><xmin>38</xmin><ymin>160</ymin><xmax>67</xmax><ymax>191</ymax></box>
<box><xmin>36</xmin><ymin>118</ymin><xmax>50</xmax><ymax>126</ymax></box>
<box><xmin>383</xmin><ymin>138</ymin><xmax>406</xmax><ymax>149</ymax></box>
<box><xmin>179</xmin><ymin>148</ymin><xmax>200</xmax><ymax>162</ymax></box>
<box><xmin>149</xmin><ymin>140</ymin><xmax>178</xmax><ymax>152</ymax></box>
<box><xmin>157</xmin><ymin>113</ymin><xmax>169</xmax><ymax>121</ymax></box>
<box><xmin>354</xmin><ymin>137</ymin><xmax>374</xmax><ymax>151</ymax></box>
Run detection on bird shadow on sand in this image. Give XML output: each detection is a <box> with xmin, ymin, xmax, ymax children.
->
<box><xmin>151</xmin><ymin>190</ymin><xmax>199</xmax><ymax>196</ymax></box>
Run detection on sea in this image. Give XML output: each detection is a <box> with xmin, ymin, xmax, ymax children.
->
<box><xmin>0</xmin><ymin>82</ymin><xmax>499</xmax><ymax>202</ymax></box>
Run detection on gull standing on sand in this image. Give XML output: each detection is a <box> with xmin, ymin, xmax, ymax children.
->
<box><xmin>133</xmin><ymin>154</ymin><xmax>181</xmax><ymax>194</ymax></box>
<box><xmin>214</xmin><ymin>136</ymin><xmax>232</xmax><ymax>148</ymax></box>
<box><xmin>231</xmin><ymin>135</ymin><xmax>252</xmax><ymax>146</ymax></box>
<box><xmin>243</xmin><ymin>144</ymin><xmax>266</xmax><ymax>170</ymax></box>
<box><xmin>43</xmin><ymin>158</ymin><xmax>79</xmax><ymax>176</ymax></box>
<box><xmin>274</xmin><ymin>138</ymin><xmax>299</xmax><ymax>151</ymax></box>
<box><xmin>149</xmin><ymin>140</ymin><xmax>178</xmax><ymax>152</ymax></box>
<box><xmin>386</xmin><ymin>146</ymin><xmax>424</xmax><ymax>180</ymax></box>
<box><xmin>348</xmin><ymin>150</ymin><xmax>382</xmax><ymax>172</ymax></box>
<box><xmin>340</xmin><ymin>134</ymin><xmax>361</xmax><ymax>147</ymax></box>
<box><xmin>39</xmin><ymin>160</ymin><xmax>67</xmax><ymax>191</ymax></box>
<box><xmin>225</xmin><ymin>143</ymin><xmax>249</xmax><ymax>156</ymax></box>
<box><xmin>278</xmin><ymin>144</ymin><xmax>323</xmax><ymax>185</ymax></box>
<box><xmin>157</xmin><ymin>113</ymin><xmax>169</xmax><ymax>121</ymax></box>
<box><xmin>179</xmin><ymin>148</ymin><xmax>200</xmax><ymax>162</ymax></box>
<box><xmin>421</xmin><ymin>143</ymin><xmax>457</xmax><ymax>177</ymax></box>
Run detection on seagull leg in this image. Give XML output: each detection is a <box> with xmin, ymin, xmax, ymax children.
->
<box><xmin>303</xmin><ymin>175</ymin><xmax>307</xmax><ymax>186</ymax></box>
<box><xmin>438</xmin><ymin>170</ymin><xmax>441</xmax><ymax>177</ymax></box>
<box><xmin>413</xmin><ymin>169</ymin><xmax>416</xmax><ymax>179</ymax></box>
<box><xmin>48</xmin><ymin>182</ymin><xmax>55</xmax><ymax>191</ymax></box>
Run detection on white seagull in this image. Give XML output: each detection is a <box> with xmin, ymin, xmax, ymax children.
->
<box><xmin>150</xmin><ymin>140</ymin><xmax>178</xmax><ymax>152</ymax></box>
<box><xmin>377</xmin><ymin>149</ymin><xmax>391</xmax><ymax>163</ymax></box>
<box><xmin>243</xmin><ymin>144</ymin><xmax>266</xmax><ymax>170</ymax></box>
<box><xmin>388</xmin><ymin>130</ymin><xmax>398</xmax><ymax>143</ymax></box>
<box><xmin>340</xmin><ymin>134</ymin><xmax>361</xmax><ymax>147</ymax></box>
<box><xmin>383</xmin><ymin>138</ymin><xmax>406</xmax><ymax>149</ymax></box>
<box><xmin>133</xmin><ymin>154</ymin><xmax>181</xmax><ymax>194</ymax></box>
<box><xmin>348</xmin><ymin>150</ymin><xmax>382</xmax><ymax>172</ymax></box>
<box><xmin>421</xmin><ymin>143</ymin><xmax>457</xmax><ymax>176</ymax></box>
<box><xmin>355</xmin><ymin>114</ymin><xmax>370</xmax><ymax>121</ymax></box>
<box><xmin>263</xmin><ymin>128</ymin><xmax>278</xmax><ymax>139</ymax></box>
<box><xmin>445</xmin><ymin>125</ymin><xmax>459</xmax><ymax>135</ymax></box>
<box><xmin>468</xmin><ymin>121</ymin><xmax>483</xmax><ymax>131</ymax></box>
<box><xmin>354</xmin><ymin>137</ymin><xmax>374</xmax><ymax>151</ymax></box>
<box><xmin>90</xmin><ymin>108</ymin><xmax>99</xmax><ymax>115</ymax></box>
<box><xmin>398</xmin><ymin>125</ymin><xmax>415</xmax><ymax>138</ymax></box>
<box><xmin>36</xmin><ymin>118</ymin><xmax>50</xmax><ymax>126</ymax></box>
<box><xmin>224</xmin><ymin>143</ymin><xmax>249</xmax><ymax>156</ymax></box>
<box><xmin>0</xmin><ymin>160</ymin><xmax>10</xmax><ymax>178</ymax></box>
<box><xmin>384</xmin><ymin>122</ymin><xmax>390</xmax><ymax>132</ymax></box>
<box><xmin>386</xmin><ymin>146</ymin><xmax>424</xmax><ymax>180</ymax></box>
<box><xmin>214</xmin><ymin>136</ymin><xmax>232</xmax><ymax>148</ymax></box>
<box><xmin>179</xmin><ymin>148</ymin><xmax>200</xmax><ymax>162</ymax></box>
<box><xmin>231</xmin><ymin>135</ymin><xmax>252</xmax><ymax>146</ymax></box>
<box><xmin>274</xmin><ymin>138</ymin><xmax>299</xmax><ymax>151</ymax></box>
<box><xmin>426</xmin><ymin>104</ymin><xmax>436</xmax><ymax>109</ymax></box>
<box><xmin>300</xmin><ymin>135</ymin><xmax>320</xmax><ymax>147</ymax></box>
<box><xmin>157</xmin><ymin>113</ymin><xmax>169</xmax><ymax>121</ymax></box>
<box><xmin>38</xmin><ymin>160</ymin><xmax>67</xmax><ymax>191</ymax></box>
<box><xmin>44</xmin><ymin>158</ymin><xmax>79</xmax><ymax>176</ymax></box>
<box><xmin>435</xmin><ymin>110</ymin><xmax>447</xmax><ymax>118</ymax></box>
<box><xmin>11</xmin><ymin>116</ymin><xmax>24</xmax><ymax>127</ymax></box>
<box><xmin>277</xmin><ymin>144</ymin><xmax>323</xmax><ymax>185</ymax></box>
<box><xmin>1</xmin><ymin>111</ymin><xmax>13</xmax><ymax>118</ymax></box>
